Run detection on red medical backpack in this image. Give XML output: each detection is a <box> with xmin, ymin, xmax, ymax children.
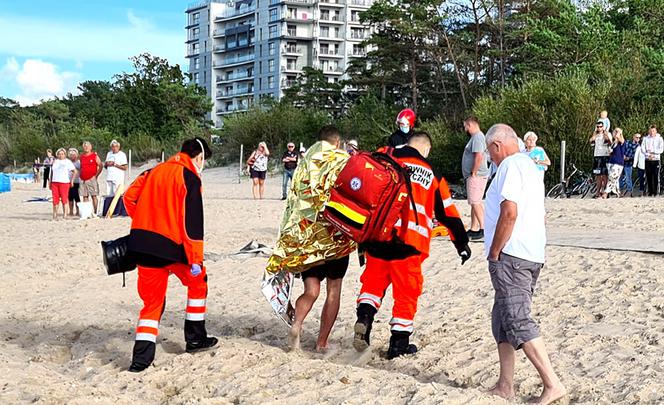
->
<box><xmin>323</xmin><ymin>149</ymin><xmax>417</xmax><ymax>244</ymax></box>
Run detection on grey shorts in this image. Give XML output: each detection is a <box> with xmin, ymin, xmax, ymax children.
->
<box><xmin>79</xmin><ymin>177</ymin><xmax>99</xmax><ymax>198</ymax></box>
<box><xmin>488</xmin><ymin>253</ymin><xmax>542</xmax><ymax>349</ymax></box>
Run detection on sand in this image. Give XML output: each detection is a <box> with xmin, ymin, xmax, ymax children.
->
<box><xmin>0</xmin><ymin>166</ymin><xmax>663</xmax><ymax>404</ymax></box>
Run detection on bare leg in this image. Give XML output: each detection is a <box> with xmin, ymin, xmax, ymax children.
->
<box><xmin>469</xmin><ymin>204</ymin><xmax>479</xmax><ymax>231</ymax></box>
<box><xmin>288</xmin><ymin>277</ymin><xmax>321</xmax><ymax>350</ymax></box>
<box><xmin>61</xmin><ymin>203</ymin><xmax>67</xmax><ymax>219</ymax></box>
<box><xmin>488</xmin><ymin>342</ymin><xmax>516</xmax><ymax>400</ymax></box>
<box><xmin>91</xmin><ymin>195</ymin><xmax>99</xmax><ymax>215</ymax></box>
<box><xmin>259</xmin><ymin>179</ymin><xmax>265</xmax><ymax>199</ymax></box>
<box><xmin>251</xmin><ymin>178</ymin><xmax>259</xmax><ymax>199</ymax></box>
<box><xmin>316</xmin><ymin>278</ymin><xmax>342</xmax><ymax>351</ymax></box>
<box><xmin>473</xmin><ymin>202</ymin><xmax>485</xmax><ymax>229</ymax></box>
<box><xmin>522</xmin><ymin>337</ymin><xmax>566</xmax><ymax>405</ymax></box>
<box><xmin>68</xmin><ymin>201</ymin><xmax>74</xmax><ymax>216</ymax></box>
<box><xmin>52</xmin><ymin>204</ymin><xmax>57</xmax><ymax>220</ymax></box>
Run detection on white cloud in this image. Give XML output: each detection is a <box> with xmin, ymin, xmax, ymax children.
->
<box><xmin>2</xmin><ymin>58</ymin><xmax>81</xmax><ymax>106</ymax></box>
<box><xmin>0</xmin><ymin>12</ymin><xmax>184</xmax><ymax>66</ymax></box>
<box><xmin>0</xmin><ymin>57</ymin><xmax>20</xmax><ymax>80</ymax></box>
<box><xmin>127</xmin><ymin>9</ymin><xmax>154</xmax><ymax>31</ymax></box>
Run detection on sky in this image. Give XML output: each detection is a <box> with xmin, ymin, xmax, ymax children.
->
<box><xmin>0</xmin><ymin>0</ymin><xmax>188</xmax><ymax>106</ymax></box>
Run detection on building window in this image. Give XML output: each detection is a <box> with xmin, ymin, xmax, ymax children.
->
<box><xmin>192</xmin><ymin>43</ymin><xmax>200</xmax><ymax>54</ymax></box>
<box><xmin>268</xmin><ymin>59</ymin><xmax>275</xmax><ymax>72</ymax></box>
<box><xmin>287</xmin><ymin>7</ymin><xmax>296</xmax><ymax>19</ymax></box>
<box><xmin>334</xmin><ymin>27</ymin><xmax>340</xmax><ymax>38</ymax></box>
<box><xmin>321</xmin><ymin>10</ymin><xmax>330</xmax><ymax>21</ymax></box>
<box><xmin>287</xmin><ymin>24</ymin><xmax>296</xmax><ymax>36</ymax></box>
<box><xmin>320</xmin><ymin>26</ymin><xmax>329</xmax><ymax>37</ymax></box>
<box><xmin>259</xmin><ymin>77</ymin><xmax>263</xmax><ymax>90</ymax></box>
<box><xmin>193</xmin><ymin>72</ymin><xmax>199</xmax><ymax>82</ymax></box>
<box><xmin>268</xmin><ymin>76</ymin><xmax>275</xmax><ymax>89</ymax></box>
<box><xmin>203</xmin><ymin>71</ymin><xmax>206</xmax><ymax>83</ymax></box>
<box><xmin>191</xmin><ymin>27</ymin><xmax>200</xmax><ymax>40</ymax></box>
<box><xmin>268</xmin><ymin>25</ymin><xmax>278</xmax><ymax>38</ymax></box>
<box><xmin>269</xmin><ymin>8</ymin><xmax>278</xmax><ymax>22</ymax></box>
<box><xmin>192</xmin><ymin>12</ymin><xmax>200</xmax><ymax>25</ymax></box>
<box><xmin>287</xmin><ymin>58</ymin><xmax>297</xmax><ymax>70</ymax></box>
<box><xmin>268</xmin><ymin>42</ymin><xmax>276</xmax><ymax>55</ymax></box>
<box><xmin>194</xmin><ymin>57</ymin><xmax>200</xmax><ymax>69</ymax></box>
<box><xmin>351</xmin><ymin>10</ymin><xmax>360</xmax><ymax>22</ymax></box>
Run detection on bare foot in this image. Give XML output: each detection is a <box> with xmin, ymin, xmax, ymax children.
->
<box><xmin>487</xmin><ymin>384</ymin><xmax>515</xmax><ymax>401</ymax></box>
<box><xmin>287</xmin><ymin>326</ymin><xmax>301</xmax><ymax>351</ymax></box>
<box><xmin>315</xmin><ymin>342</ymin><xmax>327</xmax><ymax>353</ymax></box>
<box><xmin>529</xmin><ymin>384</ymin><xmax>567</xmax><ymax>405</ymax></box>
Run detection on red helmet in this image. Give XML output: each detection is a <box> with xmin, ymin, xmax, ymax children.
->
<box><xmin>396</xmin><ymin>108</ymin><xmax>416</xmax><ymax>128</ymax></box>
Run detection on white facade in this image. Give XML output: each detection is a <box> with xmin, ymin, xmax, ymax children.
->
<box><xmin>185</xmin><ymin>0</ymin><xmax>374</xmax><ymax>127</ymax></box>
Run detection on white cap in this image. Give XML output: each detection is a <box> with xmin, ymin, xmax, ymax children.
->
<box><xmin>110</xmin><ymin>139</ymin><xmax>120</xmax><ymax>147</ymax></box>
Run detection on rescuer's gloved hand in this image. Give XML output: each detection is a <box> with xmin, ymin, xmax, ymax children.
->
<box><xmin>457</xmin><ymin>244</ymin><xmax>471</xmax><ymax>265</ymax></box>
<box><xmin>190</xmin><ymin>263</ymin><xmax>202</xmax><ymax>276</ymax></box>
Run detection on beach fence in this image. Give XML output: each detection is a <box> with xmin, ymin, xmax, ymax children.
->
<box><xmin>0</xmin><ymin>173</ymin><xmax>10</xmax><ymax>193</ymax></box>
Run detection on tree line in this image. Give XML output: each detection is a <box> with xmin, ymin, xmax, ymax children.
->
<box><xmin>3</xmin><ymin>0</ymin><xmax>664</xmax><ymax>185</ymax></box>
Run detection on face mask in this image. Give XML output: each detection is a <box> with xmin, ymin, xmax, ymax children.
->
<box><xmin>195</xmin><ymin>139</ymin><xmax>205</xmax><ymax>175</ymax></box>
<box><xmin>400</xmin><ymin>125</ymin><xmax>410</xmax><ymax>134</ymax></box>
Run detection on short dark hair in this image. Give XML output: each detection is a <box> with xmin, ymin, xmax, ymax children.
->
<box><xmin>464</xmin><ymin>116</ymin><xmax>480</xmax><ymax>125</ymax></box>
<box><xmin>650</xmin><ymin>124</ymin><xmax>657</xmax><ymax>130</ymax></box>
<box><xmin>408</xmin><ymin>131</ymin><xmax>432</xmax><ymax>146</ymax></box>
<box><xmin>319</xmin><ymin>125</ymin><xmax>341</xmax><ymax>143</ymax></box>
<box><xmin>181</xmin><ymin>137</ymin><xmax>212</xmax><ymax>159</ymax></box>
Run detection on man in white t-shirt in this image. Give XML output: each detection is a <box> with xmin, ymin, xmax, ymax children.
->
<box><xmin>105</xmin><ymin>139</ymin><xmax>128</xmax><ymax>196</ymax></box>
<box><xmin>483</xmin><ymin>124</ymin><xmax>566</xmax><ymax>405</ymax></box>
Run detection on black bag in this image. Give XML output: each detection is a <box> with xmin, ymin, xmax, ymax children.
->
<box><xmin>101</xmin><ymin>235</ymin><xmax>136</xmax><ymax>276</ymax></box>
<box><xmin>102</xmin><ymin>196</ymin><xmax>128</xmax><ymax>217</ymax></box>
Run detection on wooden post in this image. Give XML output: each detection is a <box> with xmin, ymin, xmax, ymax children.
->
<box><xmin>560</xmin><ymin>141</ymin><xmax>566</xmax><ymax>183</ymax></box>
<box><xmin>239</xmin><ymin>144</ymin><xmax>244</xmax><ymax>184</ymax></box>
<box><xmin>128</xmin><ymin>149</ymin><xmax>132</xmax><ymax>180</ymax></box>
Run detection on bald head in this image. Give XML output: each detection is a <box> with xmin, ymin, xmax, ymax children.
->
<box><xmin>408</xmin><ymin>131</ymin><xmax>432</xmax><ymax>158</ymax></box>
<box><xmin>486</xmin><ymin>124</ymin><xmax>520</xmax><ymax>166</ymax></box>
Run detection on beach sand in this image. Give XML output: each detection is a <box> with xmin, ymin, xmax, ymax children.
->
<box><xmin>0</xmin><ymin>167</ymin><xmax>662</xmax><ymax>404</ymax></box>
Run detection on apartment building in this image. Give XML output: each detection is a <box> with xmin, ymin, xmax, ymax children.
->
<box><xmin>185</xmin><ymin>0</ymin><xmax>374</xmax><ymax>126</ymax></box>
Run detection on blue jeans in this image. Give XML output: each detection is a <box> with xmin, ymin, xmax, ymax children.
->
<box><xmin>637</xmin><ymin>168</ymin><xmax>646</xmax><ymax>192</ymax></box>
<box><xmin>620</xmin><ymin>165</ymin><xmax>633</xmax><ymax>192</ymax></box>
<box><xmin>282</xmin><ymin>168</ymin><xmax>294</xmax><ymax>198</ymax></box>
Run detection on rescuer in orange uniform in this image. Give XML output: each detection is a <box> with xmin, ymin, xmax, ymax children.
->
<box><xmin>354</xmin><ymin>132</ymin><xmax>471</xmax><ymax>359</ymax></box>
<box><xmin>123</xmin><ymin>137</ymin><xmax>217</xmax><ymax>372</ymax></box>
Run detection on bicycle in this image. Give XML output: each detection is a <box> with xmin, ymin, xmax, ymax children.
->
<box><xmin>546</xmin><ymin>164</ymin><xmax>595</xmax><ymax>199</ymax></box>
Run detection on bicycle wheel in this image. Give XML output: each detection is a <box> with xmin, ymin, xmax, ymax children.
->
<box><xmin>585</xmin><ymin>182</ymin><xmax>598</xmax><ymax>198</ymax></box>
<box><xmin>546</xmin><ymin>183</ymin><xmax>565</xmax><ymax>199</ymax></box>
<box><xmin>580</xmin><ymin>182</ymin><xmax>592</xmax><ymax>198</ymax></box>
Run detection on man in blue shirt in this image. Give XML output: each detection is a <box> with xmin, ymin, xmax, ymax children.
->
<box><xmin>620</xmin><ymin>133</ymin><xmax>639</xmax><ymax>195</ymax></box>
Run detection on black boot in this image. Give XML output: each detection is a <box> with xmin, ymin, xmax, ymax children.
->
<box><xmin>184</xmin><ymin>319</ymin><xmax>218</xmax><ymax>353</ymax></box>
<box><xmin>386</xmin><ymin>331</ymin><xmax>417</xmax><ymax>359</ymax></box>
<box><xmin>128</xmin><ymin>340</ymin><xmax>156</xmax><ymax>372</ymax></box>
<box><xmin>353</xmin><ymin>303</ymin><xmax>377</xmax><ymax>352</ymax></box>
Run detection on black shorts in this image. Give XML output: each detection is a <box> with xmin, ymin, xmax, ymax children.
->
<box><xmin>250</xmin><ymin>168</ymin><xmax>266</xmax><ymax>180</ymax></box>
<box><xmin>592</xmin><ymin>156</ymin><xmax>609</xmax><ymax>175</ymax></box>
<box><xmin>301</xmin><ymin>255</ymin><xmax>350</xmax><ymax>281</ymax></box>
<box><xmin>68</xmin><ymin>183</ymin><xmax>80</xmax><ymax>202</ymax></box>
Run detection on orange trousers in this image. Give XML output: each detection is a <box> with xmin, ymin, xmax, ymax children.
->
<box><xmin>357</xmin><ymin>253</ymin><xmax>423</xmax><ymax>333</ymax></box>
<box><xmin>135</xmin><ymin>263</ymin><xmax>208</xmax><ymax>342</ymax></box>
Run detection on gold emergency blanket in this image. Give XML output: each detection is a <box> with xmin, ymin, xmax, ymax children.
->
<box><xmin>266</xmin><ymin>141</ymin><xmax>356</xmax><ymax>274</ymax></box>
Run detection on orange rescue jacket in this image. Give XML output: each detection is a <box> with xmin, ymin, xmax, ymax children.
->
<box><xmin>371</xmin><ymin>146</ymin><xmax>467</xmax><ymax>259</ymax></box>
<box><xmin>123</xmin><ymin>153</ymin><xmax>204</xmax><ymax>267</ymax></box>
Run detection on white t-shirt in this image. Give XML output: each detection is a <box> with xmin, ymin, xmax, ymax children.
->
<box><xmin>51</xmin><ymin>159</ymin><xmax>76</xmax><ymax>184</ymax></box>
<box><xmin>105</xmin><ymin>151</ymin><xmax>128</xmax><ymax>184</ymax></box>
<box><xmin>484</xmin><ymin>153</ymin><xmax>546</xmax><ymax>264</ymax></box>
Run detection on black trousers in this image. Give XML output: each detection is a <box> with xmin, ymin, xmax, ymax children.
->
<box><xmin>42</xmin><ymin>166</ymin><xmax>50</xmax><ymax>189</ymax></box>
<box><xmin>645</xmin><ymin>160</ymin><xmax>660</xmax><ymax>196</ymax></box>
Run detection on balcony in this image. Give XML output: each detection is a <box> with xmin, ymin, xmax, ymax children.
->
<box><xmin>348</xmin><ymin>15</ymin><xmax>363</xmax><ymax>24</ymax></box>
<box><xmin>282</xmin><ymin>65</ymin><xmax>303</xmax><ymax>73</ymax></box>
<box><xmin>215</xmin><ymin>6</ymin><xmax>256</xmax><ymax>21</ymax></box>
<box><xmin>282</xmin><ymin>45</ymin><xmax>303</xmax><ymax>55</ymax></box>
<box><xmin>318</xmin><ymin>0</ymin><xmax>345</xmax><ymax>7</ymax></box>
<box><xmin>282</xmin><ymin>13</ymin><xmax>314</xmax><ymax>23</ymax></box>
<box><xmin>348</xmin><ymin>0</ymin><xmax>371</xmax><ymax>7</ymax></box>
<box><xmin>281</xmin><ymin>79</ymin><xmax>298</xmax><ymax>88</ymax></box>
<box><xmin>216</xmin><ymin>104</ymin><xmax>251</xmax><ymax>115</ymax></box>
<box><xmin>270</xmin><ymin>0</ymin><xmax>314</xmax><ymax>4</ymax></box>
<box><xmin>322</xmin><ymin>66</ymin><xmax>344</xmax><ymax>74</ymax></box>
<box><xmin>318</xmin><ymin>33</ymin><xmax>344</xmax><ymax>41</ymax></box>
<box><xmin>319</xmin><ymin>15</ymin><xmax>344</xmax><ymax>24</ymax></box>
<box><xmin>213</xmin><ymin>28</ymin><xmax>226</xmax><ymax>38</ymax></box>
<box><xmin>213</xmin><ymin>54</ymin><xmax>255</xmax><ymax>67</ymax></box>
<box><xmin>318</xmin><ymin>48</ymin><xmax>343</xmax><ymax>58</ymax></box>
<box><xmin>216</xmin><ymin>87</ymin><xmax>254</xmax><ymax>99</ymax></box>
<box><xmin>349</xmin><ymin>31</ymin><xmax>369</xmax><ymax>40</ymax></box>
<box><xmin>216</xmin><ymin>72</ymin><xmax>254</xmax><ymax>83</ymax></box>
<box><xmin>186</xmin><ymin>33</ymin><xmax>200</xmax><ymax>43</ymax></box>
<box><xmin>349</xmin><ymin>49</ymin><xmax>367</xmax><ymax>57</ymax></box>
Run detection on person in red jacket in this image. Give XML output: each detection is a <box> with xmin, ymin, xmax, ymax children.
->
<box><xmin>123</xmin><ymin>137</ymin><xmax>217</xmax><ymax>372</ymax></box>
<box><xmin>353</xmin><ymin>132</ymin><xmax>471</xmax><ymax>359</ymax></box>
